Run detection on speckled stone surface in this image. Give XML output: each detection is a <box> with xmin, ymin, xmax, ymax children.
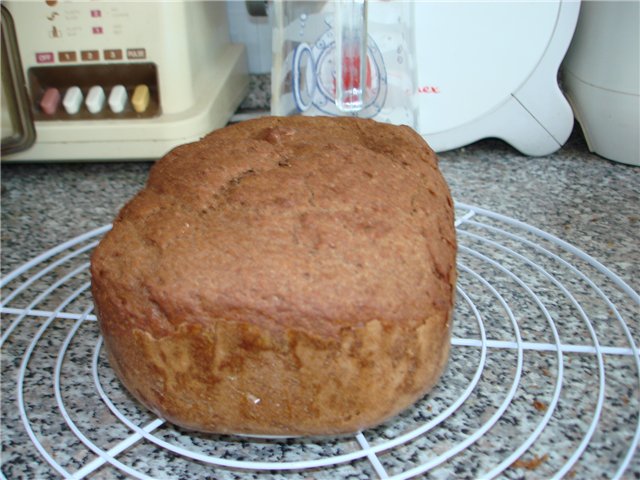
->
<box><xmin>238</xmin><ymin>74</ymin><xmax>271</xmax><ymax>112</ymax></box>
<box><xmin>1</xmin><ymin>75</ymin><xmax>638</xmax><ymax>479</ymax></box>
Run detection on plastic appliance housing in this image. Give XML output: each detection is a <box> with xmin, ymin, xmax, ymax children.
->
<box><xmin>2</xmin><ymin>1</ymin><xmax>248</xmax><ymax>162</ymax></box>
<box><xmin>415</xmin><ymin>0</ymin><xmax>581</xmax><ymax>156</ymax></box>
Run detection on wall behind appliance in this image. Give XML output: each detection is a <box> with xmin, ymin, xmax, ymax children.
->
<box><xmin>226</xmin><ymin>1</ymin><xmax>272</xmax><ymax>74</ymax></box>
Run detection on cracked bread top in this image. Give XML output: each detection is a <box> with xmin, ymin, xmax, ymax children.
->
<box><xmin>90</xmin><ymin>116</ymin><xmax>457</xmax><ymax>340</ymax></box>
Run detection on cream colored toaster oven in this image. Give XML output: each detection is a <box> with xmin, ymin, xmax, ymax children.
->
<box><xmin>1</xmin><ymin>1</ymin><xmax>248</xmax><ymax>162</ymax></box>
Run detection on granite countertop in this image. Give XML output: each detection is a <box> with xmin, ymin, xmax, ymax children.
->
<box><xmin>1</xmin><ymin>75</ymin><xmax>638</xmax><ymax>479</ymax></box>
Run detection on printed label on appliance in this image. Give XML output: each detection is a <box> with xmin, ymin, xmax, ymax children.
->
<box><xmin>127</xmin><ymin>48</ymin><xmax>146</xmax><ymax>60</ymax></box>
<box><xmin>36</xmin><ymin>52</ymin><xmax>55</xmax><ymax>64</ymax></box>
<box><xmin>81</xmin><ymin>50</ymin><xmax>100</xmax><ymax>61</ymax></box>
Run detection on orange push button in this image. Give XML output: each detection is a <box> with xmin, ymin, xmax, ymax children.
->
<box><xmin>131</xmin><ymin>84</ymin><xmax>150</xmax><ymax>113</ymax></box>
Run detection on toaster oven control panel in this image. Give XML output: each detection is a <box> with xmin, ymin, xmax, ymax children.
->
<box><xmin>2</xmin><ymin>0</ymin><xmax>249</xmax><ymax>161</ymax></box>
<box><xmin>4</xmin><ymin>1</ymin><xmax>166</xmax><ymax>121</ymax></box>
<box><xmin>28</xmin><ymin>63</ymin><xmax>159</xmax><ymax>120</ymax></box>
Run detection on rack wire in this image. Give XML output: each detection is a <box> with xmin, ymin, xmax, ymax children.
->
<box><xmin>1</xmin><ymin>202</ymin><xmax>638</xmax><ymax>479</ymax></box>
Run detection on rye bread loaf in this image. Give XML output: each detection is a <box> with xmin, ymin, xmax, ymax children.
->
<box><xmin>90</xmin><ymin>116</ymin><xmax>457</xmax><ymax>436</ymax></box>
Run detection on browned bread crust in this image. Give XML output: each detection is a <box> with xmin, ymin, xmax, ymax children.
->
<box><xmin>90</xmin><ymin>116</ymin><xmax>457</xmax><ymax>435</ymax></box>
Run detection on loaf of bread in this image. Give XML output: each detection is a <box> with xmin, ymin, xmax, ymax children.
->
<box><xmin>90</xmin><ymin>116</ymin><xmax>457</xmax><ymax>436</ymax></box>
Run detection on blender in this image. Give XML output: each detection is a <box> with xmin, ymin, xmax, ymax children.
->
<box><xmin>270</xmin><ymin>0</ymin><xmax>417</xmax><ymax>128</ymax></box>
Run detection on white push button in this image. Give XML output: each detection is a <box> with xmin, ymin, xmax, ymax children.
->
<box><xmin>108</xmin><ymin>84</ymin><xmax>128</xmax><ymax>113</ymax></box>
<box><xmin>85</xmin><ymin>85</ymin><xmax>106</xmax><ymax>114</ymax></box>
<box><xmin>62</xmin><ymin>86</ymin><xmax>83</xmax><ymax>114</ymax></box>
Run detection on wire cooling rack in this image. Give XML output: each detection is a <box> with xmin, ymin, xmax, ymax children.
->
<box><xmin>1</xmin><ymin>202</ymin><xmax>638</xmax><ymax>480</ymax></box>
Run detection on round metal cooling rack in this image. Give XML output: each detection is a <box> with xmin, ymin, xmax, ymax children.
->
<box><xmin>1</xmin><ymin>202</ymin><xmax>638</xmax><ymax>480</ymax></box>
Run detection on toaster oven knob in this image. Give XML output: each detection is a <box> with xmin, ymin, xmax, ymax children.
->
<box><xmin>40</xmin><ymin>87</ymin><xmax>61</xmax><ymax>115</ymax></box>
<box><xmin>108</xmin><ymin>85</ymin><xmax>128</xmax><ymax>113</ymax></box>
<box><xmin>62</xmin><ymin>86</ymin><xmax>83</xmax><ymax>115</ymax></box>
<box><xmin>85</xmin><ymin>85</ymin><xmax>106</xmax><ymax>114</ymax></box>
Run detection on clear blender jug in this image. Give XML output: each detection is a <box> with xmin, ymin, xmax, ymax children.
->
<box><xmin>270</xmin><ymin>0</ymin><xmax>417</xmax><ymax>128</ymax></box>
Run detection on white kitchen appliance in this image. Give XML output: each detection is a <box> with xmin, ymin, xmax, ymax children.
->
<box><xmin>561</xmin><ymin>1</ymin><xmax>640</xmax><ymax>166</ymax></box>
<box><xmin>1</xmin><ymin>1</ymin><xmax>249</xmax><ymax>162</ymax></box>
<box><xmin>415</xmin><ymin>0</ymin><xmax>580</xmax><ymax>156</ymax></box>
<box><xmin>235</xmin><ymin>0</ymin><xmax>580</xmax><ymax>156</ymax></box>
